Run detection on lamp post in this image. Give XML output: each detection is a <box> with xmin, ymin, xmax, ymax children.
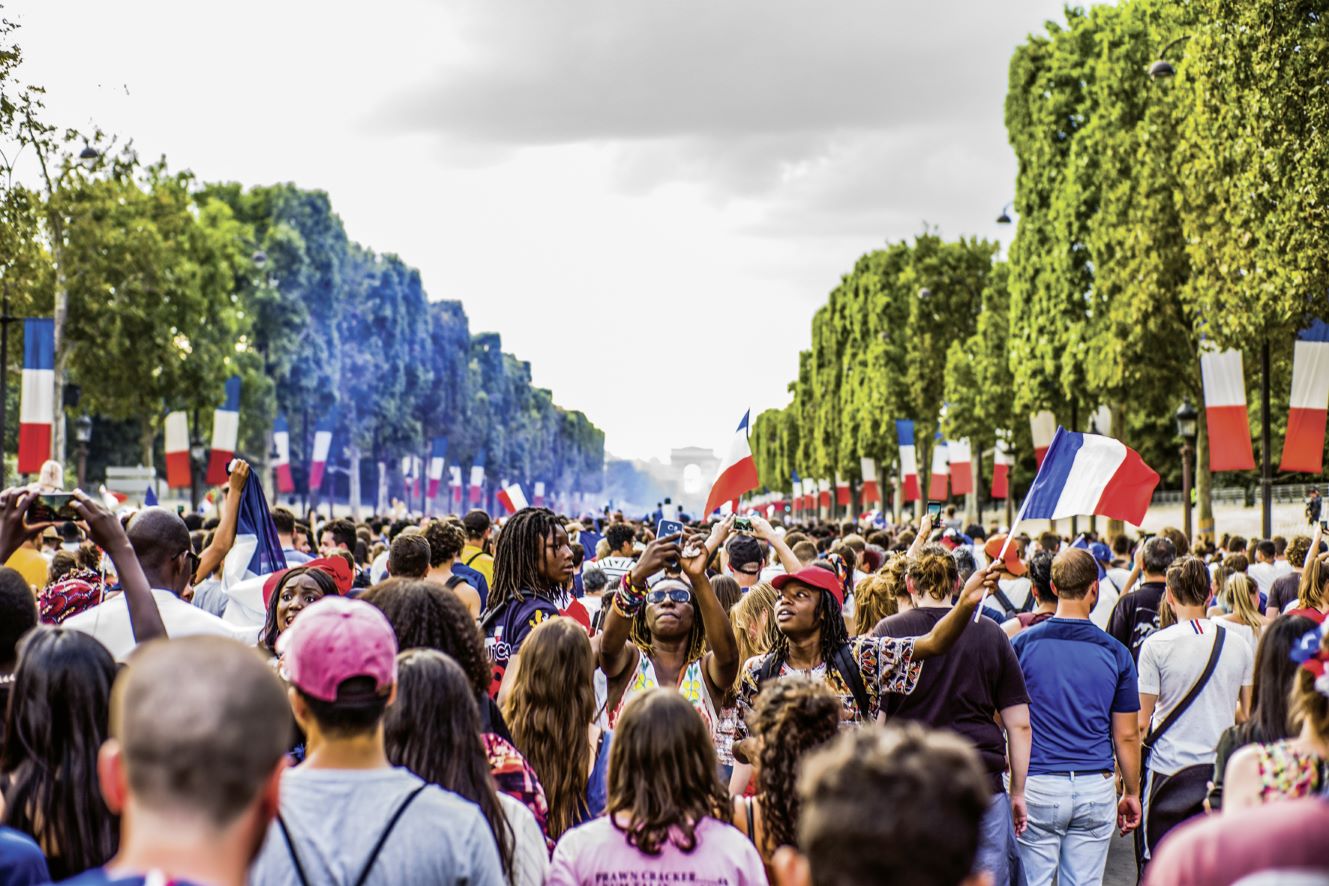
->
<box><xmin>1147</xmin><ymin>35</ymin><xmax>1191</xmax><ymax>80</ymax></box>
<box><xmin>996</xmin><ymin>202</ymin><xmax>1014</xmax><ymax>225</ymax></box>
<box><xmin>74</xmin><ymin>413</ymin><xmax>92</xmax><ymax>490</ymax></box>
<box><xmin>1175</xmin><ymin>400</ymin><xmax>1199</xmax><ymax>543</ymax></box>
<box><xmin>189</xmin><ymin>413</ymin><xmax>206</xmax><ymax>512</ymax></box>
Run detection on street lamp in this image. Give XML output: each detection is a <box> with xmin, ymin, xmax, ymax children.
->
<box><xmin>997</xmin><ymin>202</ymin><xmax>1014</xmax><ymax>225</ymax></box>
<box><xmin>77</xmin><ymin>145</ymin><xmax>100</xmax><ymax>170</ymax></box>
<box><xmin>189</xmin><ymin>426</ymin><xmax>207</xmax><ymax>512</ymax></box>
<box><xmin>1148</xmin><ymin>35</ymin><xmax>1191</xmax><ymax>80</ymax></box>
<box><xmin>74</xmin><ymin>413</ymin><xmax>93</xmax><ymax>490</ymax></box>
<box><xmin>1175</xmin><ymin>400</ymin><xmax>1199</xmax><ymax>543</ymax></box>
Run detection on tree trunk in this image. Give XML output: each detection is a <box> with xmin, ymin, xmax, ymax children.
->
<box><xmin>1196</xmin><ymin>413</ymin><xmax>1214</xmax><ymax>542</ymax></box>
<box><xmin>140</xmin><ymin>418</ymin><xmax>156</xmax><ymax>469</ymax></box>
<box><xmin>1105</xmin><ymin>402</ymin><xmax>1126</xmax><ymax>539</ymax></box>
<box><xmin>967</xmin><ymin>447</ymin><xmax>982</xmax><ymax>526</ymax></box>
<box><xmin>52</xmin><ymin>240</ymin><xmax>69</xmax><ymax>468</ymax></box>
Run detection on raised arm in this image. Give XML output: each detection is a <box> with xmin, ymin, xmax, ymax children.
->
<box><xmin>596</xmin><ymin>535</ymin><xmax>680</xmax><ymax>680</ymax></box>
<box><xmin>681</xmin><ymin>532</ymin><xmax>739</xmax><ymax>693</ymax></box>
<box><xmin>750</xmin><ymin>515</ymin><xmax>800</xmax><ymax>575</ymax></box>
<box><xmin>912</xmin><ymin>561</ymin><xmax>999</xmax><ymax>659</ymax></box>
<box><xmin>72</xmin><ymin>489</ymin><xmax>167</xmax><ymax>644</ymax></box>
<box><xmin>906</xmin><ymin>513</ymin><xmax>935</xmax><ymax>559</ymax></box>
<box><xmin>193</xmin><ymin>460</ymin><xmax>251</xmax><ymax>583</ymax></box>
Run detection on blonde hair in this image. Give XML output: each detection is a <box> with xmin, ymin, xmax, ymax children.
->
<box><xmin>852</xmin><ymin>573</ymin><xmax>898</xmax><ymax>636</ymax></box>
<box><xmin>1220</xmin><ymin>572</ymin><xmax>1264</xmax><ymax>635</ymax></box>
<box><xmin>729</xmin><ymin>582</ymin><xmax>780</xmax><ymax>692</ymax></box>
<box><xmin>1298</xmin><ymin>552</ymin><xmax>1327</xmax><ymax>612</ymax></box>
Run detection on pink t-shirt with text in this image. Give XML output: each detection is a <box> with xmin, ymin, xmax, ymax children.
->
<box><xmin>546</xmin><ymin>815</ymin><xmax>766</xmax><ymax>886</ymax></box>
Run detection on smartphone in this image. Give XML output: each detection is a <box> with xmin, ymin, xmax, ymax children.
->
<box><xmin>734</xmin><ymin>516</ymin><xmax>753</xmax><ymax>532</ymax></box>
<box><xmin>656</xmin><ymin>519</ymin><xmax>685</xmax><ymax>540</ymax></box>
<box><xmin>29</xmin><ymin>492</ymin><xmax>79</xmax><ymax>523</ymax></box>
<box><xmin>926</xmin><ymin>501</ymin><xmax>943</xmax><ymax>519</ymax></box>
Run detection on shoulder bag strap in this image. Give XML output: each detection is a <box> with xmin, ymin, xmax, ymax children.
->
<box><xmin>465</xmin><ymin>551</ymin><xmax>484</xmax><ymax>567</ymax></box>
<box><xmin>755</xmin><ymin>651</ymin><xmax>782</xmax><ymax>685</ymax></box>
<box><xmin>444</xmin><ymin>574</ymin><xmax>467</xmax><ymax>591</ymax></box>
<box><xmin>276</xmin><ymin>814</ymin><xmax>312</xmax><ymax>886</ymax></box>
<box><xmin>352</xmin><ymin>784</ymin><xmax>428</xmax><ymax>886</ymax></box>
<box><xmin>992</xmin><ymin>588</ymin><xmax>1017</xmax><ymax>615</ymax></box>
<box><xmin>1143</xmin><ymin>627</ymin><xmax>1227</xmax><ymax>754</ymax></box>
<box><xmin>831</xmin><ymin>643</ymin><xmax>873</xmax><ymax>721</ymax></box>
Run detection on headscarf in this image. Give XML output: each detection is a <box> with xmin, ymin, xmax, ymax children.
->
<box><xmin>39</xmin><ymin>568</ymin><xmax>107</xmax><ymax>625</ymax></box>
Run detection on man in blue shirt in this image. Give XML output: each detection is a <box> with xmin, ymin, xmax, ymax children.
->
<box><xmin>1011</xmin><ymin>548</ymin><xmax>1142</xmax><ymax>886</ymax></box>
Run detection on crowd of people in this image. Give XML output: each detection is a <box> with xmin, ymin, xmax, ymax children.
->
<box><xmin>1</xmin><ymin>465</ymin><xmax>1328</xmax><ymax>885</ymax></box>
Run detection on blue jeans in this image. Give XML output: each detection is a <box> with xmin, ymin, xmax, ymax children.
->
<box><xmin>1017</xmin><ymin>772</ymin><xmax>1116</xmax><ymax>886</ymax></box>
<box><xmin>974</xmin><ymin>792</ymin><xmax>1019</xmax><ymax>886</ymax></box>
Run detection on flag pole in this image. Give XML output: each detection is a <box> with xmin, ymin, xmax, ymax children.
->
<box><xmin>975</xmin><ymin>494</ymin><xmax>1030</xmax><ymax>622</ymax></box>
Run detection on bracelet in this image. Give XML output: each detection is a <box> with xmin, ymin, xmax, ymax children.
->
<box><xmin>614</xmin><ymin>573</ymin><xmax>647</xmax><ymax>618</ymax></box>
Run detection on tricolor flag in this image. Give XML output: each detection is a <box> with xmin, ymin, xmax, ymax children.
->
<box><xmin>896</xmin><ymin>420</ymin><xmax>919</xmax><ymax>502</ymax></box>
<box><xmin>1201</xmin><ymin>347</ymin><xmax>1256</xmax><ymax>471</ymax></box>
<box><xmin>928</xmin><ymin>438</ymin><xmax>949</xmax><ymax>501</ymax></box>
<box><xmin>834</xmin><ymin>474</ymin><xmax>851</xmax><ymax>507</ymax></box>
<box><xmin>1279</xmin><ymin>320</ymin><xmax>1329</xmax><ymax>474</ymax></box>
<box><xmin>144</xmin><ymin>484</ymin><xmax>159</xmax><ymax>507</ymax></box>
<box><xmin>272</xmin><ymin>416</ymin><xmax>294</xmax><ymax>494</ymax></box>
<box><xmin>219</xmin><ymin>468</ymin><xmax>287</xmax><ymax>591</ymax></box>
<box><xmin>949</xmin><ymin>438</ymin><xmax>974</xmax><ymax>496</ymax></box>
<box><xmin>469</xmin><ymin>463</ymin><xmax>486</xmax><ymax>505</ymax></box>
<box><xmin>206</xmin><ymin>376</ymin><xmax>241</xmax><ymax>486</ymax></box>
<box><xmin>791</xmin><ymin>472</ymin><xmax>802</xmax><ymax>514</ymax></box>
<box><xmin>17</xmin><ymin>319</ymin><xmax>54</xmax><ymax>475</ymax></box>
<box><xmin>1020</xmin><ymin>427</ymin><xmax>1160</xmax><ymax>526</ymax></box>
<box><xmin>164</xmin><ymin>411</ymin><xmax>192</xmax><ymax>489</ymax></box>
<box><xmin>309</xmin><ymin>416</ymin><xmax>334</xmax><ymax>493</ymax></box>
<box><xmin>427</xmin><ymin>438</ymin><xmax>447</xmax><ymax>499</ymax></box>
<box><xmin>400</xmin><ymin>455</ymin><xmax>416</xmax><ymax>501</ymax></box>
<box><xmin>860</xmin><ymin>458</ymin><xmax>879</xmax><ymax>503</ymax></box>
<box><xmin>991</xmin><ymin>434</ymin><xmax>1012</xmax><ymax>499</ymax></box>
<box><xmin>817</xmin><ymin>478</ymin><xmax>832</xmax><ymax>509</ymax></box>
<box><xmin>533</xmin><ymin>480</ymin><xmax>546</xmax><ymax>508</ymax></box>
<box><xmin>449</xmin><ymin>465</ymin><xmax>463</xmax><ymax>507</ymax></box>
<box><xmin>497</xmin><ymin>482</ymin><xmax>529</xmax><ymax>514</ymax></box>
<box><xmin>1091</xmin><ymin>404</ymin><xmax>1112</xmax><ymax>438</ymax></box>
<box><xmin>1030</xmin><ymin>411</ymin><xmax>1057</xmax><ymax>468</ymax></box>
<box><xmin>703</xmin><ymin>411</ymin><xmax>760</xmax><ymax>516</ymax></box>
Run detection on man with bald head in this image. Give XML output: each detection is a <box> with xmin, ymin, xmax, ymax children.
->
<box><xmin>62</xmin><ymin>636</ymin><xmax>291</xmax><ymax>886</ymax></box>
<box><xmin>65</xmin><ymin>507</ymin><xmax>252</xmax><ymax>660</ymax></box>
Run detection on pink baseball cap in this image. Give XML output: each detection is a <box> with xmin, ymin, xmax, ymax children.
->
<box><xmin>276</xmin><ymin>596</ymin><xmax>398</xmax><ymax>703</ymax></box>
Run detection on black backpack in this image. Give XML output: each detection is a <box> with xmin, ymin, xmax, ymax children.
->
<box><xmin>754</xmin><ymin>643</ymin><xmax>871</xmax><ymax>721</ymax></box>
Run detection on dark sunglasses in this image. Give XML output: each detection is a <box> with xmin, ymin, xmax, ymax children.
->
<box><xmin>646</xmin><ymin>588</ymin><xmax>692</xmax><ymax>605</ymax></box>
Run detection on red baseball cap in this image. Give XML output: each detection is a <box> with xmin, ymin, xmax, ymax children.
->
<box><xmin>262</xmin><ymin>556</ymin><xmax>355</xmax><ymax>607</ymax></box>
<box><xmin>276</xmin><ymin>596</ymin><xmax>397</xmax><ymax>703</ymax></box>
<box><xmin>772</xmin><ymin>566</ymin><xmax>845</xmax><ymax>606</ymax></box>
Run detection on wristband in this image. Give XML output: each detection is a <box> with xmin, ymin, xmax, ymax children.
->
<box><xmin>615</xmin><ymin>572</ymin><xmax>647</xmax><ymax>618</ymax></box>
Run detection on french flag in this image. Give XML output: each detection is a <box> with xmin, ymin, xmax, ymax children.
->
<box><xmin>835</xmin><ymin>474</ymin><xmax>851</xmax><ymax>507</ymax></box>
<box><xmin>928</xmin><ymin>438</ymin><xmax>949</xmax><ymax>500</ymax></box>
<box><xmin>164</xmin><ymin>411</ymin><xmax>192</xmax><ymax>489</ymax></box>
<box><xmin>949</xmin><ymin>438</ymin><xmax>974</xmax><ymax>495</ymax></box>
<box><xmin>449</xmin><ymin>466</ymin><xmax>463</xmax><ymax>508</ymax></box>
<box><xmin>1201</xmin><ymin>347</ymin><xmax>1256</xmax><ymax>471</ymax></box>
<box><xmin>219</xmin><ymin>468</ymin><xmax>287</xmax><ymax>590</ymax></box>
<box><xmin>1030</xmin><ymin>411</ymin><xmax>1057</xmax><ymax>468</ymax></box>
<box><xmin>533</xmin><ymin>480</ymin><xmax>546</xmax><ymax>508</ymax></box>
<box><xmin>1020</xmin><ymin>427</ymin><xmax>1160</xmax><ymax>526</ymax></box>
<box><xmin>704</xmin><ymin>411</ymin><xmax>761</xmax><ymax>516</ymax></box>
<box><xmin>497</xmin><ymin>482</ymin><xmax>529</xmax><ymax>514</ymax></box>
<box><xmin>309</xmin><ymin>416</ymin><xmax>334</xmax><ymax>492</ymax></box>
<box><xmin>791</xmin><ymin>472</ymin><xmax>802</xmax><ymax>514</ymax></box>
<box><xmin>427</xmin><ymin>438</ymin><xmax>447</xmax><ymax>499</ymax></box>
<box><xmin>1279</xmin><ymin>320</ymin><xmax>1329</xmax><ymax>474</ymax></box>
<box><xmin>206</xmin><ymin>376</ymin><xmax>241</xmax><ymax>486</ymax></box>
<box><xmin>896</xmin><ymin>420</ymin><xmax>919</xmax><ymax>502</ymax></box>
<box><xmin>469</xmin><ymin>463</ymin><xmax>486</xmax><ymax>505</ymax></box>
<box><xmin>817</xmin><ymin>478</ymin><xmax>832</xmax><ymax>510</ymax></box>
<box><xmin>400</xmin><ymin>455</ymin><xmax>416</xmax><ymax>500</ymax></box>
<box><xmin>991</xmin><ymin>434</ymin><xmax>1012</xmax><ymax>499</ymax></box>
<box><xmin>17</xmin><ymin>319</ymin><xmax>54</xmax><ymax>475</ymax></box>
<box><xmin>860</xmin><ymin>458</ymin><xmax>880</xmax><ymax>503</ymax></box>
<box><xmin>272</xmin><ymin>417</ymin><xmax>294</xmax><ymax>494</ymax></box>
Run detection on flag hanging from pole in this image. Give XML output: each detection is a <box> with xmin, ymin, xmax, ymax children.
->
<box><xmin>17</xmin><ymin>319</ymin><xmax>54</xmax><ymax>475</ymax></box>
<box><xmin>309</xmin><ymin>416</ymin><xmax>334</xmax><ymax>493</ymax></box>
<box><xmin>860</xmin><ymin>458</ymin><xmax>880</xmax><ymax>504</ymax></box>
<box><xmin>164</xmin><ymin>410</ymin><xmax>192</xmax><ymax>489</ymax></box>
<box><xmin>928</xmin><ymin>437</ymin><xmax>949</xmax><ymax>501</ymax></box>
<box><xmin>206</xmin><ymin>377</ymin><xmax>241</xmax><ymax>486</ymax></box>
<box><xmin>497</xmin><ymin>482</ymin><xmax>529</xmax><ymax>514</ymax></box>
<box><xmin>449</xmin><ymin>466</ymin><xmax>463</xmax><ymax>509</ymax></box>
<box><xmin>992</xmin><ymin>433</ymin><xmax>1012</xmax><ymax>500</ymax></box>
<box><xmin>427</xmin><ymin>438</ymin><xmax>446</xmax><ymax>499</ymax></box>
<box><xmin>469</xmin><ymin>463</ymin><xmax>486</xmax><ymax>505</ymax></box>
<box><xmin>817</xmin><ymin>478</ymin><xmax>832</xmax><ymax>509</ymax></box>
<box><xmin>949</xmin><ymin>438</ymin><xmax>973</xmax><ymax>495</ymax></box>
<box><xmin>1279</xmin><ymin>320</ymin><xmax>1329</xmax><ymax>473</ymax></box>
<box><xmin>1200</xmin><ymin>347</ymin><xmax>1256</xmax><ymax>472</ymax></box>
<box><xmin>896</xmin><ymin>420</ymin><xmax>919</xmax><ymax>502</ymax></box>
<box><xmin>272</xmin><ymin>416</ymin><xmax>294</xmax><ymax>494</ymax></box>
<box><xmin>703</xmin><ymin>411</ymin><xmax>760</xmax><ymax>516</ymax></box>
<box><xmin>1030</xmin><ymin>411</ymin><xmax>1056</xmax><ymax>468</ymax></box>
<box><xmin>533</xmin><ymin>480</ymin><xmax>546</xmax><ymax>508</ymax></box>
<box><xmin>834</xmin><ymin>474</ymin><xmax>851</xmax><ymax>507</ymax></box>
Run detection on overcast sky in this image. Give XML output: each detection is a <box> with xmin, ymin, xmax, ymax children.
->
<box><xmin>10</xmin><ymin>0</ymin><xmax>1067</xmax><ymax>463</ymax></box>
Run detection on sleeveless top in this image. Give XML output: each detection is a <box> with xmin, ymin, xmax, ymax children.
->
<box><xmin>1256</xmin><ymin>740</ymin><xmax>1326</xmax><ymax>803</ymax></box>
<box><xmin>611</xmin><ymin>653</ymin><xmax>718</xmax><ymax>744</ymax></box>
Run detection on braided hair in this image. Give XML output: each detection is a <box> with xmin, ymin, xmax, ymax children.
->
<box><xmin>628</xmin><ymin>582</ymin><xmax>707</xmax><ymax>665</ymax></box>
<box><xmin>487</xmin><ymin>508</ymin><xmax>566</xmax><ymax>615</ymax></box>
<box><xmin>768</xmin><ymin>561</ymin><xmax>850</xmax><ymax>669</ymax></box>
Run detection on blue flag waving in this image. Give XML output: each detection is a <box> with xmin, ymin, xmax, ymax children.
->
<box><xmin>221</xmin><ymin>466</ymin><xmax>288</xmax><ymax>591</ymax></box>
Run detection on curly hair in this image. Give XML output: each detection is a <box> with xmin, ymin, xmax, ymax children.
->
<box><xmin>360</xmin><ymin>578</ymin><xmax>491</xmax><ymax>702</ymax></box>
<box><xmin>487</xmin><ymin>508</ymin><xmax>566</xmax><ymax>614</ymax></box>
<box><xmin>423</xmin><ymin>520</ymin><xmax>467</xmax><ymax>568</ymax></box>
<box><xmin>503</xmin><ymin>617</ymin><xmax>597</xmax><ymax>841</ymax></box>
<box><xmin>906</xmin><ymin>545</ymin><xmax>959</xmax><ymax>601</ymax></box>
<box><xmin>750</xmin><ymin>677</ymin><xmax>841</xmax><ymax>855</ymax></box>
<box><xmin>606</xmin><ymin>688</ymin><xmax>728</xmax><ymax>855</ymax></box>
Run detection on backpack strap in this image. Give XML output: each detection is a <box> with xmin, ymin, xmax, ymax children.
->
<box><xmin>352</xmin><ymin>784</ymin><xmax>428</xmax><ymax>886</ymax></box>
<box><xmin>1143</xmin><ymin>627</ymin><xmax>1227</xmax><ymax>759</ymax></box>
<box><xmin>830</xmin><ymin>643</ymin><xmax>873</xmax><ymax>722</ymax></box>
<box><xmin>755</xmin><ymin>651</ymin><xmax>782</xmax><ymax>685</ymax></box>
<box><xmin>276</xmin><ymin>814</ymin><xmax>312</xmax><ymax>886</ymax></box>
<box><xmin>991</xmin><ymin>588</ymin><xmax>1018</xmax><ymax>616</ymax></box>
<box><xmin>444</xmin><ymin>574</ymin><xmax>468</xmax><ymax>592</ymax></box>
<box><xmin>465</xmin><ymin>551</ymin><xmax>484</xmax><ymax>567</ymax></box>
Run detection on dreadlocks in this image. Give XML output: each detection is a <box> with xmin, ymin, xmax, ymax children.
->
<box><xmin>487</xmin><ymin>507</ymin><xmax>566</xmax><ymax>613</ymax></box>
<box><xmin>768</xmin><ymin>587</ymin><xmax>849</xmax><ymax>671</ymax></box>
<box><xmin>628</xmin><ymin>586</ymin><xmax>707</xmax><ymax>665</ymax></box>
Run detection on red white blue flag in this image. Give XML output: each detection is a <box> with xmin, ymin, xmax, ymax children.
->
<box><xmin>164</xmin><ymin>411</ymin><xmax>191</xmax><ymax>489</ymax></box>
<box><xmin>896</xmin><ymin>420</ymin><xmax>919</xmax><ymax>502</ymax></box>
<box><xmin>928</xmin><ymin>436</ymin><xmax>949</xmax><ymax>501</ymax></box>
<box><xmin>272</xmin><ymin>416</ymin><xmax>294</xmax><ymax>494</ymax></box>
<box><xmin>1201</xmin><ymin>347</ymin><xmax>1256</xmax><ymax>472</ymax></box>
<box><xmin>949</xmin><ymin>437</ymin><xmax>973</xmax><ymax>496</ymax></box>
<box><xmin>1020</xmin><ymin>427</ymin><xmax>1159</xmax><ymax>526</ymax></box>
<box><xmin>427</xmin><ymin>438</ymin><xmax>447</xmax><ymax>500</ymax></box>
<box><xmin>835</xmin><ymin>474</ymin><xmax>851</xmax><ymax>507</ymax></box>
<box><xmin>309</xmin><ymin>416</ymin><xmax>334</xmax><ymax>492</ymax></box>
<box><xmin>469</xmin><ymin>463</ymin><xmax>486</xmax><ymax>504</ymax></box>
<box><xmin>860</xmin><ymin>458</ymin><xmax>879</xmax><ymax>503</ymax></box>
<box><xmin>17</xmin><ymin>319</ymin><xmax>54</xmax><ymax>475</ymax></box>
<box><xmin>498</xmin><ymin>482</ymin><xmax>529</xmax><ymax>514</ymax></box>
<box><xmin>704</xmin><ymin>411</ymin><xmax>760</xmax><ymax>516</ymax></box>
<box><xmin>1280</xmin><ymin>320</ymin><xmax>1329</xmax><ymax>474</ymax></box>
<box><xmin>533</xmin><ymin>480</ymin><xmax>546</xmax><ymax>508</ymax></box>
<box><xmin>206</xmin><ymin>376</ymin><xmax>241</xmax><ymax>485</ymax></box>
<box><xmin>1030</xmin><ymin>410</ymin><xmax>1056</xmax><ymax>469</ymax></box>
<box><xmin>991</xmin><ymin>433</ymin><xmax>1012</xmax><ymax>500</ymax></box>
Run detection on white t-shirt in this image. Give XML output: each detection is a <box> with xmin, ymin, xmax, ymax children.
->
<box><xmin>498</xmin><ymin>793</ymin><xmax>549</xmax><ymax>886</ymax></box>
<box><xmin>1137</xmin><ymin>619</ymin><xmax>1254</xmax><ymax>776</ymax></box>
<box><xmin>64</xmin><ymin>589</ymin><xmax>257</xmax><ymax>661</ymax></box>
<box><xmin>1248</xmin><ymin>560</ymin><xmax>1292</xmax><ymax>596</ymax></box>
<box><xmin>995</xmin><ymin>576</ymin><xmax>1032</xmax><ymax>612</ymax></box>
<box><xmin>595</xmin><ymin>556</ymin><xmax>635</xmax><ymax>586</ymax></box>
<box><xmin>1090</xmin><ymin>569</ymin><xmax>1126</xmax><ymax>630</ymax></box>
